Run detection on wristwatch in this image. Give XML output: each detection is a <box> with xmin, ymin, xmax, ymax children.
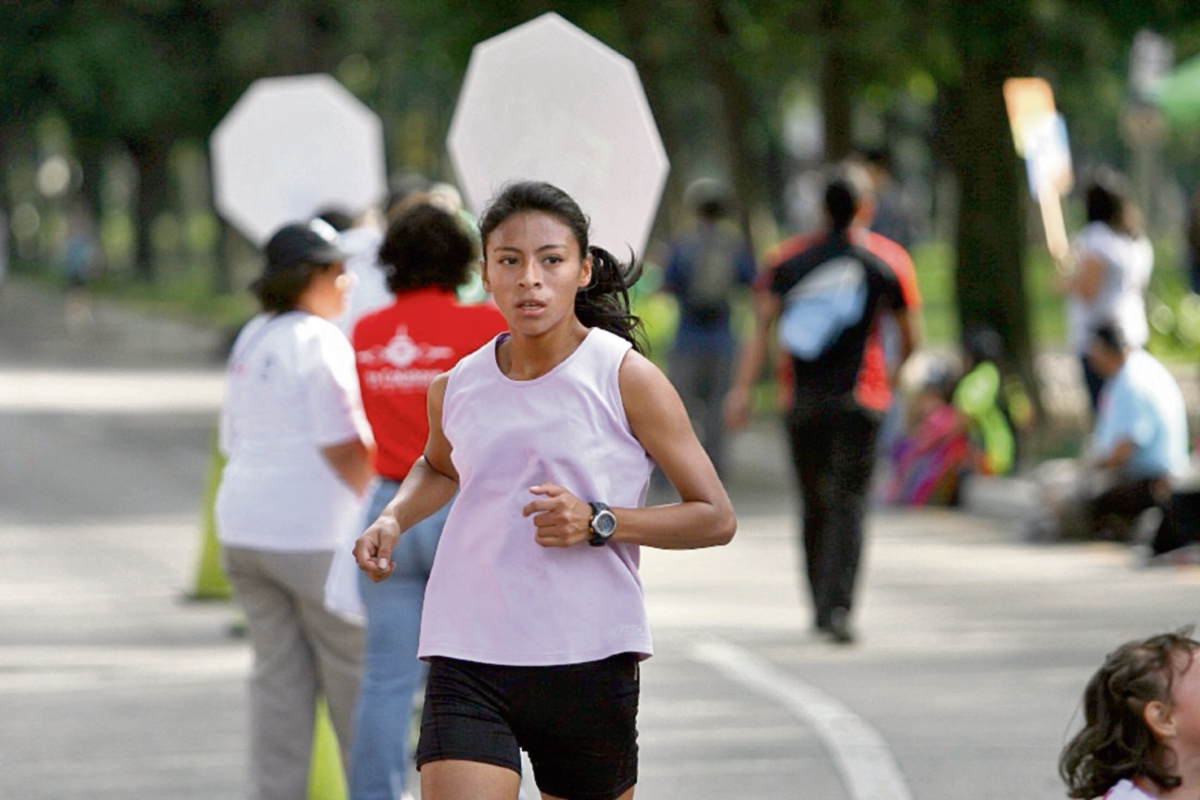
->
<box><xmin>588</xmin><ymin>502</ymin><xmax>618</xmax><ymax>547</ymax></box>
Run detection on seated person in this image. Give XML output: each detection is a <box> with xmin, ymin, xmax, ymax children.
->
<box><xmin>1029</xmin><ymin>322</ymin><xmax>1189</xmax><ymax>546</ymax></box>
<box><xmin>953</xmin><ymin>328</ymin><xmax>1032</xmax><ymax>478</ymax></box>
<box><xmin>886</xmin><ymin>331</ymin><xmax>1031</xmax><ymax>507</ymax></box>
<box><xmin>886</xmin><ymin>363</ymin><xmax>972</xmax><ymax>506</ymax></box>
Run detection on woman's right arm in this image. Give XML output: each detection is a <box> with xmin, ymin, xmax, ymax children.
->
<box><xmin>355</xmin><ymin>373</ymin><xmax>459</xmax><ymax>581</ymax></box>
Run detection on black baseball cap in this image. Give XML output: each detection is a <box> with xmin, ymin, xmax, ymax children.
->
<box><xmin>260</xmin><ymin>220</ymin><xmax>352</xmax><ymax>278</ymax></box>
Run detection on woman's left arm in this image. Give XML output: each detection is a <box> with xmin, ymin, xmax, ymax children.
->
<box><xmin>616</xmin><ymin>351</ymin><xmax>736</xmax><ymax>549</ymax></box>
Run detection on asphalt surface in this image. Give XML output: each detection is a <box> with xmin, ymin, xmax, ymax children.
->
<box><xmin>3</xmin><ymin>277</ymin><xmax>1200</xmax><ymax>800</ymax></box>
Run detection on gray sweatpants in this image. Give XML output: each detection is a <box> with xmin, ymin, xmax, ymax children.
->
<box><xmin>223</xmin><ymin>546</ymin><xmax>365</xmax><ymax>800</ymax></box>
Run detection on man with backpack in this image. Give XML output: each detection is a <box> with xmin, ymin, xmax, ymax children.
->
<box><xmin>661</xmin><ymin>178</ymin><xmax>757</xmax><ymax>478</ymax></box>
<box><xmin>724</xmin><ymin>163</ymin><xmax>917</xmax><ymax>644</ymax></box>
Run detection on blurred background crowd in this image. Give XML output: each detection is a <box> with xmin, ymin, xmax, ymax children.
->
<box><xmin>3</xmin><ymin>2</ymin><xmax>1200</xmax><ymax>466</ymax></box>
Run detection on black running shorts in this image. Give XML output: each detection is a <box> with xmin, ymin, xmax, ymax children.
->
<box><xmin>416</xmin><ymin>653</ymin><xmax>640</xmax><ymax>800</ymax></box>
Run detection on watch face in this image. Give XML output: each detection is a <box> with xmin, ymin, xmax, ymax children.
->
<box><xmin>594</xmin><ymin>510</ymin><xmax>617</xmax><ymax>537</ymax></box>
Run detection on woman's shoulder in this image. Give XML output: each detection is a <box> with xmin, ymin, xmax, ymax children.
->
<box><xmin>585</xmin><ymin>327</ymin><xmax>634</xmax><ymax>357</ymax></box>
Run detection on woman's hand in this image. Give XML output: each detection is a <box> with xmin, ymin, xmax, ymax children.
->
<box><xmin>523</xmin><ymin>483</ymin><xmax>593</xmax><ymax>547</ymax></box>
<box><xmin>354</xmin><ymin>515</ymin><xmax>402</xmax><ymax>582</ymax></box>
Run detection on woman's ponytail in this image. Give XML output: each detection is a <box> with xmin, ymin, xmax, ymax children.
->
<box><xmin>576</xmin><ymin>245</ymin><xmax>646</xmax><ymax>354</ymax></box>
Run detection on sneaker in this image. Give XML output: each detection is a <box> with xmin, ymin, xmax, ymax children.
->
<box><xmin>828</xmin><ymin>607</ymin><xmax>855</xmax><ymax>645</ymax></box>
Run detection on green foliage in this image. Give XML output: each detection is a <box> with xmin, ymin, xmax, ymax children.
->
<box><xmin>1</xmin><ymin>0</ymin><xmax>1198</xmax><ymax>370</ymax></box>
<box><xmin>96</xmin><ymin>263</ymin><xmax>255</xmax><ymax>329</ymax></box>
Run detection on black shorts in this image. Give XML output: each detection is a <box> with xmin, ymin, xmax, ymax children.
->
<box><xmin>416</xmin><ymin>653</ymin><xmax>640</xmax><ymax>800</ymax></box>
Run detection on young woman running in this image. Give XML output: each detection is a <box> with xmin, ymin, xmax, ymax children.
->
<box><xmin>355</xmin><ymin>180</ymin><xmax>736</xmax><ymax>800</ymax></box>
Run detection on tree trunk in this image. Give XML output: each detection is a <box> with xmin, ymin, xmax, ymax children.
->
<box><xmin>614</xmin><ymin>0</ymin><xmax>682</xmax><ymax>238</ymax></box>
<box><xmin>819</xmin><ymin>0</ymin><xmax>853</xmax><ymax>160</ymax></box>
<box><xmin>940</xmin><ymin>7</ymin><xmax>1036</xmax><ymax>400</ymax></box>
<box><xmin>693</xmin><ymin>0</ymin><xmax>768</xmax><ymax>252</ymax></box>
<box><xmin>125</xmin><ymin>134</ymin><xmax>172</xmax><ymax>284</ymax></box>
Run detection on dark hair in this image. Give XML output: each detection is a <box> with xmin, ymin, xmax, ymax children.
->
<box><xmin>684</xmin><ymin>177</ymin><xmax>731</xmax><ymax>221</ymax></box>
<box><xmin>477</xmin><ymin>181</ymin><xmax>646</xmax><ymax>353</ymax></box>
<box><xmin>252</xmin><ymin>262</ymin><xmax>329</xmax><ymax>314</ymax></box>
<box><xmin>378</xmin><ymin>204</ymin><xmax>475</xmax><ymax>293</ymax></box>
<box><xmin>862</xmin><ymin>147</ymin><xmax>892</xmax><ymax>172</ymax></box>
<box><xmin>824</xmin><ymin>162</ymin><xmax>873</xmax><ymax>234</ymax></box>
<box><xmin>1085</xmin><ymin>168</ymin><xmax>1141</xmax><ymax>237</ymax></box>
<box><xmin>1090</xmin><ymin>321</ymin><xmax>1128</xmax><ymax>356</ymax></box>
<box><xmin>1060</xmin><ymin>628</ymin><xmax>1200</xmax><ymax>798</ymax></box>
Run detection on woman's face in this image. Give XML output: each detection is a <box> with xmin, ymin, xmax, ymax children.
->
<box><xmin>299</xmin><ymin>262</ymin><xmax>351</xmax><ymax>320</ymax></box>
<box><xmin>481</xmin><ymin>211</ymin><xmax>592</xmax><ymax>339</ymax></box>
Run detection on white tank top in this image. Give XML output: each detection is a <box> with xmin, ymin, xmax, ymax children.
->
<box><xmin>418</xmin><ymin>328</ymin><xmax>655</xmax><ymax>666</ymax></box>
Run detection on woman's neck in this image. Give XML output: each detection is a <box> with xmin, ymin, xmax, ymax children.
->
<box><xmin>1143</xmin><ymin>767</ymin><xmax>1200</xmax><ymax>799</ymax></box>
<box><xmin>498</xmin><ymin>321</ymin><xmax>589</xmax><ymax>381</ymax></box>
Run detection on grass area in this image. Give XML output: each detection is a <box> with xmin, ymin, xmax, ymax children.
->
<box><xmin>98</xmin><ymin>267</ymin><xmax>255</xmax><ymax>332</ymax></box>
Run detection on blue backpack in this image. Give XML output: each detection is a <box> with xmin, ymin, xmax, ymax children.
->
<box><xmin>777</xmin><ymin>256</ymin><xmax>868</xmax><ymax>360</ymax></box>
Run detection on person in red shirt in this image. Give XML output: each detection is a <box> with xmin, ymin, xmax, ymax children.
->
<box><xmin>349</xmin><ymin>203</ymin><xmax>507</xmax><ymax>800</ymax></box>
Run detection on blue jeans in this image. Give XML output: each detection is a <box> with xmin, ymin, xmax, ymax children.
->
<box><xmin>350</xmin><ymin>480</ymin><xmax>451</xmax><ymax>800</ymax></box>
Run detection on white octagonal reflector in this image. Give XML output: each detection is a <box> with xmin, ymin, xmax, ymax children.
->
<box><xmin>448</xmin><ymin>12</ymin><xmax>669</xmax><ymax>257</ymax></box>
<box><xmin>211</xmin><ymin>74</ymin><xmax>387</xmax><ymax>245</ymax></box>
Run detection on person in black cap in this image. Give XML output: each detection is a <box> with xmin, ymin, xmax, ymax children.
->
<box><xmin>215</xmin><ymin>220</ymin><xmax>375</xmax><ymax>799</ymax></box>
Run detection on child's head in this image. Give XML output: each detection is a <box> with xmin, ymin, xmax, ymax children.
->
<box><xmin>1060</xmin><ymin>628</ymin><xmax>1200</xmax><ymax>798</ymax></box>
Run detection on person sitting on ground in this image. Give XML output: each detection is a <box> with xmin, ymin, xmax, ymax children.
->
<box><xmin>1060</xmin><ymin>628</ymin><xmax>1200</xmax><ymax>799</ymax></box>
<box><xmin>885</xmin><ymin>362</ymin><xmax>972</xmax><ymax>506</ymax></box>
<box><xmin>1028</xmin><ymin>322</ymin><xmax>1188</xmax><ymax>546</ymax></box>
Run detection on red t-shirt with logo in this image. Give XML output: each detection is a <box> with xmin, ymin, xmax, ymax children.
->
<box><xmin>352</xmin><ymin>288</ymin><xmax>508</xmax><ymax>480</ymax></box>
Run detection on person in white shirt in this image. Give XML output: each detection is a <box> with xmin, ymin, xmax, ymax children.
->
<box><xmin>1062</xmin><ymin>168</ymin><xmax>1154</xmax><ymax>412</ymax></box>
<box><xmin>216</xmin><ymin>220</ymin><xmax>374</xmax><ymax>800</ymax></box>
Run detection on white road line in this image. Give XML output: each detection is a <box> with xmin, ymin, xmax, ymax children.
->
<box><xmin>691</xmin><ymin>639</ymin><xmax>913</xmax><ymax>800</ymax></box>
<box><xmin>0</xmin><ymin>368</ymin><xmax>223</xmax><ymax>412</ymax></box>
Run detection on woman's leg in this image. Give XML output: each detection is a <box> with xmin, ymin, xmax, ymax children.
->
<box><xmin>224</xmin><ymin>547</ymin><xmax>320</xmax><ymax>800</ymax></box>
<box><xmin>291</xmin><ymin>550</ymin><xmax>365</xmax><ymax>773</ymax></box>
<box><xmin>541</xmin><ymin>787</ymin><xmax>635</xmax><ymax>800</ymax></box>
<box><xmin>421</xmin><ymin>760</ymin><xmax>521</xmax><ymax>800</ymax></box>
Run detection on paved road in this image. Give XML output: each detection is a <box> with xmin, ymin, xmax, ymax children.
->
<box><xmin>2</xmin><ymin>278</ymin><xmax>1198</xmax><ymax>799</ymax></box>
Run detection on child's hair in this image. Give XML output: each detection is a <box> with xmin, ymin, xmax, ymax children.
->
<box><xmin>1060</xmin><ymin>628</ymin><xmax>1200</xmax><ymax>798</ymax></box>
<box><xmin>477</xmin><ymin>181</ymin><xmax>646</xmax><ymax>354</ymax></box>
<box><xmin>377</xmin><ymin>203</ymin><xmax>475</xmax><ymax>293</ymax></box>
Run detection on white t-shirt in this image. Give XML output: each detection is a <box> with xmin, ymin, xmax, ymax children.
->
<box><xmin>1068</xmin><ymin>221</ymin><xmax>1153</xmax><ymax>353</ymax></box>
<box><xmin>216</xmin><ymin>311</ymin><xmax>372</xmax><ymax>551</ymax></box>
<box><xmin>1101</xmin><ymin>778</ymin><xmax>1155</xmax><ymax>799</ymax></box>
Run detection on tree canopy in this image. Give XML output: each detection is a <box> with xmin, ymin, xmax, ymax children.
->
<box><xmin>3</xmin><ymin>0</ymin><xmax>1199</xmax><ymax>372</ymax></box>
